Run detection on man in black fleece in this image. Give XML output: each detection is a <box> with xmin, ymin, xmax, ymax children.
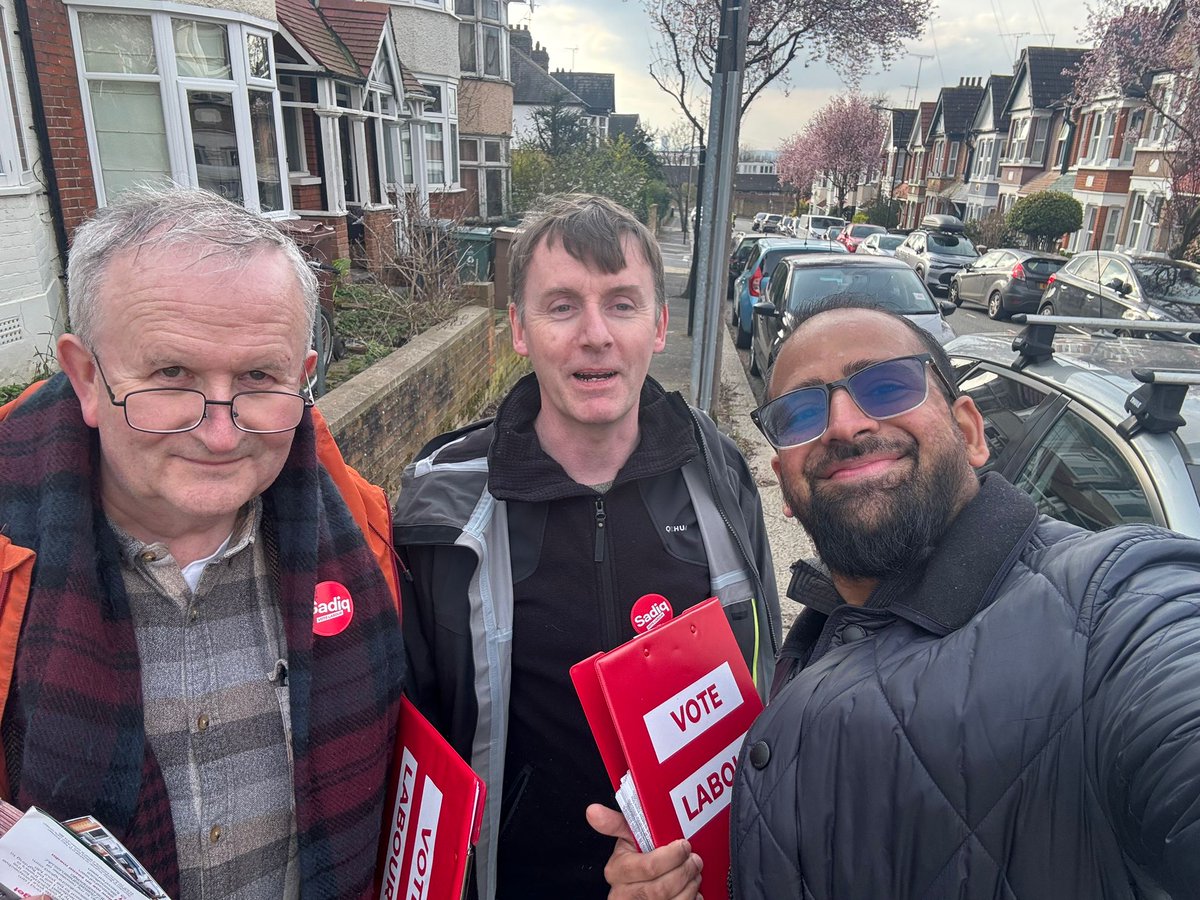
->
<box><xmin>394</xmin><ymin>194</ymin><xmax>780</xmax><ymax>900</ymax></box>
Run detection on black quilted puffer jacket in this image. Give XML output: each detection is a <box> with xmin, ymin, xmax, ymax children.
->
<box><xmin>731</xmin><ymin>474</ymin><xmax>1200</xmax><ymax>899</ymax></box>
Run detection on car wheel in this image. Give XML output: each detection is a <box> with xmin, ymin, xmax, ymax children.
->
<box><xmin>949</xmin><ymin>282</ymin><xmax>962</xmax><ymax>307</ymax></box>
<box><xmin>987</xmin><ymin>291</ymin><xmax>1008</xmax><ymax>321</ymax></box>
<box><xmin>1038</xmin><ymin>301</ymin><xmax>1055</xmax><ymax>316</ymax></box>
<box><xmin>735</xmin><ymin>318</ymin><xmax>751</xmax><ymax>350</ymax></box>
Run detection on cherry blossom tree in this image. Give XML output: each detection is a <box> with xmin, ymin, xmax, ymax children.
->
<box><xmin>1071</xmin><ymin>0</ymin><xmax>1200</xmax><ymax>258</ymax></box>
<box><xmin>779</xmin><ymin>94</ymin><xmax>887</xmax><ymax>214</ymax></box>
<box><xmin>643</xmin><ymin>0</ymin><xmax>931</xmax><ymax>142</ymax></box>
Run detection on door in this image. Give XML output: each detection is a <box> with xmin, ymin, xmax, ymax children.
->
<box><xmin>1058</xmin><ymin>255</ymin><xmax>1101</xmax><ymax>317</ymax></box>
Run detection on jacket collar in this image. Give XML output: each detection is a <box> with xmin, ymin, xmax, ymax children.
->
<box><xmin>787</xmin><ymin>473</ymin><xmax>1040</xmax><ymax>636</ymax></box>
<box><xmin>487</xmin><ymin>373</ymin><xmax>698</xmax><ymax>502</ymax></box>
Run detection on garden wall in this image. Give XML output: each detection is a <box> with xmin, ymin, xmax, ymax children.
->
<box><xmin>318</xmin><ymin>305</ymin><xmax>526</xmax><ymax>498</ymax></box>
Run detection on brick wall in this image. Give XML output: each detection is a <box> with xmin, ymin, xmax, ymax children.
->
<box><xmin>26</xmin><ymin>0</ymin><xmax>96</xmax><ymax>237</ymax></box>
<box><xmin>359</xmin><ymin>207</ymin><xmax>395</xmax><ymax>278</ymax></box>
<box><xmin>1074</xmin><ymin>169</ymin><xmax>1131</xmax><ymax>194</ymax></box>
<box><xmin>317</xmin><ymin>305</ymin><xmax>527</xmax><ymax>498</ymax></box>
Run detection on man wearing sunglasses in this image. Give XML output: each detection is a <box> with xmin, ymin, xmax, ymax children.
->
<box><xmin>605</xmin><ymin>297</ymin><xmax>1200</xmax><ymax>898</ymax></box>
<box><xmin>0</xmin><ymin>187</ymin><xmax>405</xmax><ymax>899</ymax></box>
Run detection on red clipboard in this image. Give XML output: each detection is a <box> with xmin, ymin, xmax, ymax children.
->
<box><xmin>376</xmin><ymin>696</ymin><xmax>486</xmax><ymax>900</ymax></box>
<box><xmin>570</xmin><ymin>597</ymin><xmax>763</xmax><ymax>900</ymax></box>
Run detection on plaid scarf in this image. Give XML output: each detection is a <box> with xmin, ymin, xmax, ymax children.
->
<box><xmin>0</xmin><ymin>373</ymin><xmax>404</xmax><ymax>898</ymax></box>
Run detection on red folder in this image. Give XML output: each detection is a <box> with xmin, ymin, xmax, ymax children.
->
<box><xmin>570</xmin><ymin>597</ymin><xmax>763</xmax><ymax>900</ymax></box>
<box><xmin>377</xmin><ymin>696</ymin><xmax>486</xmax><ymax>900</ymax></box>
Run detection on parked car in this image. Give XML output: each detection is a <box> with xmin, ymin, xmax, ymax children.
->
<box><xmin>949</xmin><ymin>249</ymin><xmax>1068</xmax><ymax>320</ymax></box>
<box><xmin>859</xmin><ymin>233</ymin><xmax>906</xmax><ymax>256</ymax></box>
<box><xmin>760</xmin><ymin>213</ymin><xmax>784</xmax><ymax>234</ymax></box>
<box><xmin>1036</xmin><ymin>251</ymin><xmax>1200</xmax><ymax>341</ymax></box>
<box><xmin>826</xmin><ymin>226</ymin><xmax>843</xmax><ymax>243</ymax></box>
<box><xmin>750</xmin><ymin>212</ymin><xmax>769</xmax><ymax>232</ymax></box>
<box><xmin>837</xmin><ymin>223</ymin><xmax>887</xmax><ymax>252</ymax></box>
<box><xmin>947</xmin><ymin>323</ymin><xmax>1200</xmax><ymax>535</ymax></box>
<box><xmin>727</xmin><ymin>232</ymin><xmax>765</xmax><ymax>300</ymax></box>
<box><xmin>778</xmin><ymin>216</ymin><xmax>797</xmax><ymax>237</ymax></box>
<box><xmin>749</xmin><ymin>253</ymin><xmax>957</xmax><ymax>377</ymax></box>
<box><xmin>795</xmin><ymin>214</ymin><xmax>847</xmax><ymax>239</ymax></box>
<box><xmin>895</xmin><ymin>214</ymin><xmax>979</xmax><ymax>295</ymax></box>
<box><xmin>731</xmin><ymin>238</ymin><xmax>849</xmax><ymax>349</ymax></box>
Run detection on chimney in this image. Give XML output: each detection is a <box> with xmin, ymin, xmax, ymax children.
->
<box><xmin>509</xmin><ymin>24</ymin><xmax>533</xmax><ymax>57</ymax></box>
<box><xmin>531</xmin><ymin>41</ymin><xmax>549</xmax><ymax>71</ymax></box>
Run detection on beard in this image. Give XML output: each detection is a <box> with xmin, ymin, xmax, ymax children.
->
<box><xmin>784</xmin><ymin>433</ymin><xmax>972</xmax><ymax>581</ymax></box>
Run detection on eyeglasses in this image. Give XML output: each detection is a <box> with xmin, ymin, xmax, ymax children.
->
<box><xmin>750</xmin><ymin>353</ymin><xmax>957</xmax><ymax>450</ymax></box>
<box><xmin>92</xmin><ymin>354</ymin><xmax>314</xmax><ymax>435</ymax></box>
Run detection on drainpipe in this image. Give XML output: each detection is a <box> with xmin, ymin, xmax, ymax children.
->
<box><xmin>13</xmin><ymin>0</ymin><xmax>70</xmax><ymax>266</ymax></box>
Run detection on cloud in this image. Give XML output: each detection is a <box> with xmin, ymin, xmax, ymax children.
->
<box><xmin>518</xmin><ymin>0</ymin><xmax>1092</xmax><ymax>147</ymax></box>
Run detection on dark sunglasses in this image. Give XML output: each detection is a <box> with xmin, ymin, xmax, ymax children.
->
<box><xmin>750</xmin><ymin>353</ymin><xmax>957</xmax><ymax>450</ymax></box>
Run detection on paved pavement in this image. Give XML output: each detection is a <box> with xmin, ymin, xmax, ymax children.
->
<box><xmin>651</xmin><ymin>224</ymin><xmax>810</xmax><ymax>628</ymax></box>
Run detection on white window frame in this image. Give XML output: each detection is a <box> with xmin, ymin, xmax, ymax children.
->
<box><xmin>456</xmin><ymin>0</ymin><xmax>507</xmax><ymax>80</ymax></box>
<box><xmin>0</xmin><ymin>7</ymin><xmax>30</xmax><ymax>187</ymax></box>
<box><xmin>69</xmin><ymin>3</ymin><xmax>289</xmax><ymax>214</ymax></box>
<box><xmin>931</xmin><ymin>139</ymin><xmax>944</xmax><ymax>176</ymax></box>
<box><xmin>1028</xmin><ymin>116</ymin><xmax>1048</xmax><ymax>164</ymax></box>
<box><xmin>419</xmin><ymin>79</ymin><xmax>459</xmax><ymax>188</ymax></box>
<box><xmin>1084</xmin><ymin>112</ymin><xmax>1102</xmax><ymax>163</ymax></box>
<box><xmin>1099</xmin><ymin>206</ymin><xmax>1122</xmax><ymax>250</ymax></box>
<box><xmin>1097</xmin><ymin>111</ymin><xmax>1117</xmax><ymax>161</ymax></box>
<box><xmin>946</xmin><ymin>140</ymin><xmax>959</xmax><ymax>176</ymax></box>
<box><xmin>1119</xmin><ymin>108</ymin><xmax>1144</xmax><ymax>166</ymax></box>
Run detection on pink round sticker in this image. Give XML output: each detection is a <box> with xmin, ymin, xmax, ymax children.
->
<box><xmin>313</xmin><ymin>581</ymin><xmax>354</xmax><ymax>637</ymax></box>
<box><xmin>630</xmin><ymin>593</ymin><xmax>674</xmax><ymax>634</ymax></box>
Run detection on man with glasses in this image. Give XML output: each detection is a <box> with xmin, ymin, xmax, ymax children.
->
<box><xmin>0</xmin><ymin>187</ymin><xmax>404</xmax><ymax>899</ymax></box>
<box><xmin>604</xmin><ymin>296</ymin><xmax>1200</xmax><ymax>898</ymax></box>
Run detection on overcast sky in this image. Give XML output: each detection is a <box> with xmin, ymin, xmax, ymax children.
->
<box><xmin>509</xmin><ymin>0</ymin><xmax>1095</xmax><ymax>149</ymax></box>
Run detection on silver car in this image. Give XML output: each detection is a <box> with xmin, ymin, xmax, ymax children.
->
<box><xmin>896</xmin><ymin>214</ymin><xmax>979</xmax><ymax>295</ymax></box>
<box><xmin>948</xmin><ymin>322</ymin><xmax>1200</xmax><ymax>536</ymax></box>
<box><xmin>859</xmin><ymin>233</ymin><xmax>906</xmax><ymax>257</ymax></box>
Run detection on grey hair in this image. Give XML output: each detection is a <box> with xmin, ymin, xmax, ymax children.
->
<box><xmin>509</xmin><ymin>193</ymin><xmax>665</xmax><ymax>317</ymax></box>
<box><xmin>67</xmin><ymin>184</ymin><xmax>319</xmax><ymax>345</ymax></box>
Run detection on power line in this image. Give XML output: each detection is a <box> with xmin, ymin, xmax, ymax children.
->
<box><xmin>928</xmin><ymin>20</ymin><xmax>946</xmax><ymax>88</ymax></box>
<box><xmin>989</xmin><ymin>0</ymin><xmax>1011</xmax><ymax>60</ymax></box>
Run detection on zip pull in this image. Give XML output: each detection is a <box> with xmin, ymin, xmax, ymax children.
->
<box><xmin>593</xmin><ymin>496</ymin><xmax>606</xmax><ymax>563</ymax></box>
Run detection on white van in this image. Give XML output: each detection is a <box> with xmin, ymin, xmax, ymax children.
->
<box><xmin>795</xmin><ymin>214</ymin><xmax>847</xmax><ymax>239</ymax></box>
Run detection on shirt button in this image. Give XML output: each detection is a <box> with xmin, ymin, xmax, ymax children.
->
<box><xmin>188</xmin><ymin>608</ymin><xmax>199</xmax><ymax>623</ymax></box>
<box><xmin>197</xmin><ymin>713</ymin><xmax>210</xmax><ymax>732</ymax></box>
<box><xmin>209</xmin><ymin>825</ymin><xmax>223</xmax><ymax>844</ymax></box>
<box><xmin>749</xmin><ymin>740</ymin><xmax>771</xmax><ymax>769</ymax></box>
<box><xmin>140</xmin><ymin>550</ymin><xmax>157</xmax><ymax>562</ymax></box>
<box><xmin>842</xmin><ymin>624</ymin><xmax>867</xmax><ymax>643</ymax></box>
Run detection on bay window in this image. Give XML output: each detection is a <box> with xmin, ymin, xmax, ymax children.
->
<box><xmin>72</xmin><ymin>6</ymin><xmax>287</xmax><ymax>212</ymax></box>
<box><xmin>0</xmin><ymin>7</ymin><xmax>29</xmax><ymax>186</ymax></box>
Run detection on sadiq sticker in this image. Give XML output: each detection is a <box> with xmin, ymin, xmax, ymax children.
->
<box><xmin>313</xmin><ymin>581</ymin><xmax>354</xmax><ymax>637</ymax></box>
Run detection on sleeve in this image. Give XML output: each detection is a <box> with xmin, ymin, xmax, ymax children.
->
<box><xmin>398</xmin><ymin>543</ymin><xmax>480</xmax><ymax>763</ymax></box>
<box><xmin>1083</xmin><ymin>533</ymin><xmax>1200</xmax><ymax>895</ymax></box>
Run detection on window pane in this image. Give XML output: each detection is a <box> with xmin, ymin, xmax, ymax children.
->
<box><xmin>460</xmin><ymin>138</ymin><xmax>479</xmax><ymax>162</ymax></box>
<box><xmin>88</xmin><ymin>80</ymin><xmax>170</xmax><ymax>198</ymax></box>
<box><xmin>249</xmin><ymin>89</ymin><xmax>282</xmax><ymax>211</ymax></box>
<box><xmin>424</xmin><ymin>84</ymin><xmax>442</xmax><ymax>114</ymax></box>
<box><xmin>188</xmin><ymin>90</ymin><xmax>241</xmax><ymax>202</ymax></box>
<box><xmin>483</xmin><ymin>25</ymin><xmax>500</xmax><ymax>76</ymax></box>
<box><xmin>283</xmin><ymin>107</ymin><xmax>304</xmax><ymax>173</ymax></box>
<box><xmin>384</xmin><ymin>121</ymin><xmax>399</xmax><ymax>184</ymax></box>
<box><xmin>1013</xmin><ymin>412</ymin><xmax>1154</xmax><ymax>531</ymax></box>
<box><xmin>486</xmin><ymin>168</ymin><xmax>503</xmax><ymax>218</ymax></box>
<box><xmin>484</xmin><ymin>140</ymin><xmax>500</xmax><ymax>162</ymax></box>
<box><xmin>401</xmin><ymin>125</ymin><xmax>413</xmax><ymax>184</ymax></box>
<box><xmin>482</xmin><ymin>0</ymin><xmax>499</xmax><ymax>19</ymax></box>
<box><xmin>458</xmin><ymin>23</ymin><xmax>476</xmax><ymax>72</ymax></box>
<box><xmin>78</xmin><ymin>12</ymin><xmax>157</xmax><ymax>75</ymax></box>
<box><xmin>455</xmin><ymin>0</ymin><xmax>476</xmax><ymax>14</ymax></box>
<box><xmin>426</xmin><ymin>122</ymin><xmax>444</xmax><ymax>183</ymax></box>
<box><xmin>956</xmin><ymin>368</ymin><xmax>1050</xmax><ymax>474</ymax></box>
<box><xmin>450</xmin><ymin>123</ymin><xmax>458</xmax><ymax>183</ymax></box>
<box><xmin>174</xmin><ymin>20</ymin><xmax>231</xmax><ymax>80</ymax></box>
<box><xmin>246</xmin><ymin>33</ymin><xmax>270</xmax><ymax>80</ymax></box>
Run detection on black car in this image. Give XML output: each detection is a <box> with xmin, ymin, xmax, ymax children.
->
<box><xmin>727</xmin><ymin>233</ymin><xmax>764</xmax><ymax>299</ymax></box>
<box><xmin>949</xmin><ymin>249</ymin><xmax>1067</xmax><ymax>320</ymax></box>
<box><xmin>749</xmin><ymin>254</ymin><xmax>957</xmax><ymax>377</ymax></box>
<box><xmin>1038</xmin><ymin>251</ymin><xmax>1200</xmax><ymax>339</ymax></box>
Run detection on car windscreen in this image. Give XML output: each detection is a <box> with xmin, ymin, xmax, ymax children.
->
<box><xmin>928</xmin><ymin>233</ymin><xmax>977</xmax><ymax>257</ymax></box>
<box><xmin>811</xmin><ymin>216</ymin><xmax>845</xmax><ymax>231</ymax></box>
<box><xmin>849</xmin><ymin>225</ymin><xmax>885</xmax><ymax>238</ymax></box>
<box><xmin>1024</xmin><ymin>258</ymin><xmax>1066</xmax><ymax>277</ymax></box>
<box><xmin>1131</xmin><ymin>260</ymin><xmax>1200</xmax><ymax>307</ymax></box>
<box><xmin>765</xmin><ymin>215</ymin><xmax>782</xmax><ymax>222</ymax></box>
<box><xmin>787</xmin><ymin>266</ymin><xmax>938</xmax><ymax>315</ymax></box>
<box><xmin>877</xmin><ymin>235</ymin><xmax>905</xmax><ymax>250</ymax></box>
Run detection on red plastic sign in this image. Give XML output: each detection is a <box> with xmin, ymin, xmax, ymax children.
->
<box><xmin>631</xmin><ymin>593</ymin><xmax>674</xmax><ymax>634</ymax></box>
<box><xmin>313</xmin><ymin>581</ymin><xmax>354</xmax><ymax>637</ymax></box>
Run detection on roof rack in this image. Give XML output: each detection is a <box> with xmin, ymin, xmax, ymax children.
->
<box><xmin>1009</xmin><ymin>314</ymin><xmax>1200</xmax><ymax>371</ymax></box>
<box><xmin>1119</xmin><ymin>368</ymin><xmax>1200</xmax><ymax>437</ymax></box>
